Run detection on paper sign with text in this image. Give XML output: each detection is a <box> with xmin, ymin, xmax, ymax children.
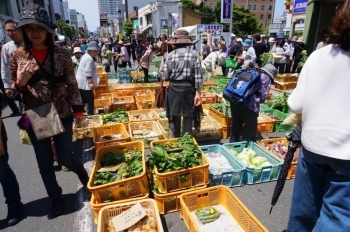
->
<box><xmin>112</xmin><ymin>203</ymin><xmax>146</xmax><ymax>231</ymax></box>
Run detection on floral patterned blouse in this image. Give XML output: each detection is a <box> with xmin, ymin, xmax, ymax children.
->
<box><xmin>10</xmin><ymin>45</ymin><xmax>84</xmax><ymax>121</ymax></box>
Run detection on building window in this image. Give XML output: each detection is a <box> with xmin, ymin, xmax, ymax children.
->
<box><xmin>260</xmin><ymin>14</ymin><xmax>264</xmax><ymax>19</ymax></box>
<box><xmin>261</xmin><ymin>5</ymin><xmax>265</xmax><ymax>10</ymax></box>
<box><xmin>269</xmin><ymin>5</ymin><xmax>272</xmax><ymax>10</ymax></box>
<box><xmin>253</xmin><ymin>5</ymin><xmax>256</xmax><ymax>10</ymax></box>
<box><xmin>140</xmin><ymin>17</ymin><xmax>143</xmax><ymax>25</ymax></box>
<box><xmin>248</xmin><ymin>5</ymin><xmax>251</xmax><ymax>9</ymax></box>
<box><xmin>268</xmin><ymin>15</ymin><xmax>271</xmax><ymax>19</ymax></box>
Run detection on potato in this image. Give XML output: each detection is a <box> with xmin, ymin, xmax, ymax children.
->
<box><xmin>146</xmin><ymin>211</ymin><xmax>154</xmax><ymax>218</ymax></box>
<box><xmin>149</xmin><ymin>221</ymin><xmax>157</xmax><ymax>229</ymax></box>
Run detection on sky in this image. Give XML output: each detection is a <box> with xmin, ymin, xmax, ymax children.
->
<box><xmin>66</xmin><ymin>0</ymin><xmax>285</xmax><ymax>32</ymax></box>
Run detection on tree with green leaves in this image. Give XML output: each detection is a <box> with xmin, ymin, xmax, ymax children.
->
<box><xmin>79</xmin><ymin>31</ymin><xmax>88</xmax><ymax>39</ymax></box>
<box><xmin>63</xmin><ymin>25</ymin><xmax>74</xmax><ymax>40</ymax></box>
<box><xmin>54</xmin><ymin>19</ymin><xmax>66</xmax><ymax>34</ymax></box>
<box><xmin>180</xmin><ymin>0</ymin><xmax>197</xmax><ymax>11</ymax></box>
<box><xmin>123</xmin><ymin>20</ymin><xmax>134</xmax><ymax>37</ymax></box>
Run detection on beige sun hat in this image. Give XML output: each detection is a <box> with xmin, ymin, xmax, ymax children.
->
<box><xmin>73</xmin><ymin>47</ymin><xmax>82</xmax><ymax>54</ymax></box>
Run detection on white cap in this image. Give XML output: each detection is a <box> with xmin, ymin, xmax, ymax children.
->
<box><xmin>236</xmin><ymin>38</ymin><xmax>243</xmax><ymax>42</ymax></box>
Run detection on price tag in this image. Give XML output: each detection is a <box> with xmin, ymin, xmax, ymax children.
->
<box><xmin>112</xmin><ymin>203</ymin><xmax>146</xmax><ymax>231</ymax></box>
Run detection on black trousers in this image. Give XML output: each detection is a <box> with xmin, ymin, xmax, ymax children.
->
<box><xmin>229</xmin><ymin>104</ymin><xmax>257</xmax><ymax>142</ymax></box>
<box><xmin>274</xmin><ymin>63</ymin><xmax>286</xmax><ymax>74</ymax></box>
<box><xmin>79</xmin><ymin>89</ymin><xmax>94</xmax><ymax>115</ymax></box>
<box><xmin>142</xmin><ymin>67</ymin><xmax>149</xmax><ymax>83</ymax></box>
<box><xmin>292</xmin><ymin>59</ymin><xmax>301</xmax><ymax>73</ymax></box>
<box><xmin>118</xmin><ymin>61</ymin><xmax>127</xmax><ymax>68</ymax></box>
<box><xmin>0</xmin><ymin>78</ymin><xmax>19</xmax><ymax>113</ymax></box>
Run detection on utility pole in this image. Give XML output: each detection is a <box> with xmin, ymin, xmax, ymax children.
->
<box><xmin>125</xmin><ymin>0</ymin><xmax>129</xmax><ymax>20</ymax></box>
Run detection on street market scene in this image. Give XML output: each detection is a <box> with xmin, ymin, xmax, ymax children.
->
<box><xmin>0</xmin><ymin>0</ymin><xmax>349</xmax><ymax>231</ymax></box>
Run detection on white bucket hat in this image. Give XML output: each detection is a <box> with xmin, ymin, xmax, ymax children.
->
<box><xmin>73</xmin><ymin>47</ymin><xmax>82</xmax><ymax>54</ymax></box>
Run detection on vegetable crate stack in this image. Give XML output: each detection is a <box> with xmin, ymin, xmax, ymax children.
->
<box><xmin>258</xmin><ymin>138</ymin><xmax>299</xmax><ymax>179</ymax></box>
<box><xmin>110</xmin><ymin>96</ymin><xmax>136</xmax><ymax>112</ymax></box>
<box><xmin>192</xmin><ymin>116</ymin><xmax>222</xmax><ymax>142</ymax></box>
<box><xmin>115</xmin><ymin>68</ymin><xmax>131</xmax><ymax>83</ymax></box>
<box><xmin>273</xmin><ymin>73</ymin><xmax>299</xmax><ymax>91</ymax></box>
<box><xmin>263</xmin><ymin>92</ymin><xmax>290</xmax><ymax>114</ymax></box>
<box><xmin>88</xmin><ymin>141</ymin><xmax>150</xmax><ymax>223</ymax></box>
<box><xmin>260</xmin><ymin>106</ymin><xmax>293</xmax><ymax>132</ymax></box>
<box><xmin>97</xmin><ymin>199</ymin><xmax>164</xmax><ymax>232</ymax></box>
<box><xmin>149</xmin><ymin>134</ymin><xmax>210</xmax><ymax>214</ymax></box>
<box><xmin>135</xmin><ymin>94</ymin><xmax>156</xmax><ymax>110</ymax></box>
<box><xmin>113</xmin><ymin>83</ymin><xmax>141</xmax><ymax>97</ymax></box>
<box><xmin>95</xmin><ymin>72</ymin><xmax>110</xmax><ymax>94</ymax></box>
<box><xmin>180</xmin><ymin>185</ymin><xmax>268</xmax><ymax>232</ymax></box>
<box><xmin>73</xmin><ymin>115</ymin><xmax>103</xmax><ymax>140</ymax></box>
<box><xmin>94</xmin><ymin>93</ymin><xmax>113</xmax><ymax>114</ymax></box>
<box><xmin>223</xmin><ymin>141</ymin><xmax>283</xmax><ymax>184</ymax></box>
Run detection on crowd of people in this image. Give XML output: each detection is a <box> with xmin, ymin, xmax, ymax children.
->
<box><xmin>0</xmin><ymin>0</ymin><xmax>349</xmax><ymax>230</ymax></box>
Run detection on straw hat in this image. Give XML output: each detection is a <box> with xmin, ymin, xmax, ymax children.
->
<box><xmin>168</xmin><ymin>29</ymin><xmax>193</xmax><ymax>45</ymax></box>
<box><xmin>73</xmin><ymin>47</ymin><xmax>82</xmax><ymax>54</ymax></box>
<box><xmin>297</xmin><ymin>37</ymin><xmax>304</xmax><ymax>43</ymax></box>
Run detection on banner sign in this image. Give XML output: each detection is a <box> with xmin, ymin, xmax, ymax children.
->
<box><xmin>160</xmin><ymin>19</ymin><xmax>168</xmax><ymax>29</ymax></box>
<box><xmin>197</xmin><ymin>24</ymin><xmax>223</xmax><ymax>35</ymax></box>
<box><xmin>293</xmin><ymin>0</ymin><xmax>308</xmax><ymax>13</ymax></box>
<box><xmin>221</xmin><ymin>0</ymin><xmax>233</xmax><ymax>23</ymax></box>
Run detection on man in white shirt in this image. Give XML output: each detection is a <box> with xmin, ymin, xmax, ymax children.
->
<box><xmin>0</xmin><ymin>19</ymin><xmax>22</xmax><ymax>115</ymax></box>
<box><xmin>202</xmin><ymin>51</ymin><xmax>226</xmax><ymax>74</ymax></box>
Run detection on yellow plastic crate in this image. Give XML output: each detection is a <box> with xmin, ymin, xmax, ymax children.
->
<box><xmin>128</xmin><ymin>109</ymin><xmax>159</xmax><ymax>122</ymax></box>
<box><xmin>95</xmin><ymin>85</ymin><xmax>110</xmax><ymax>94</ymax></box>
<box><xmin>201</xmin><ymin>93</ymin><xmax>217</xmax><ymax>104</ymax></box>
<box><xmin>129</xmin><ymin>121</ymin><xmax>164</xmax><ymax>148</ymax></box>
<box><xmin>153</xmin><ymin>186</ymin><xmax>207</xmax><ymax>215</ymax></box>
<box><xmin>135</xmin><ymin>94</ymin><xmax>156</xmax><ymax>109</ymax></box>
<box><xmin>93</xmin><ymin>123</ymin><xmax>130</xmax><ymax>150</ymax></box>
<box><xmin>73</xmin><ymin>115</ymin><xmax>103</xmax><ymax>140</ymax></box>
<box><xmin>180</xmin><ymin>185</ymin><xmax>268</xmax><ymax>232</ymax></box>
<box><xmin>97</xmin><ymin>199</ymin><xmax>164</xmax><ymax>232</ymax></box>
<box><xmin>111</xmin><ymin>96</ymin><xmax>135</xmax><ymax>111</ymax></box>
<box><xmin>150</xmin><ymin>138</ymin><xmax>209</xmax><ymax>193</ymax></box>
<box><xmin>257</xmin><ymin>138</ymin><xmax>299</xmax><ymax>180</ymax></box>
<box><xmin>113</xmin><ymin>83</ymin><xmax>141</xmax><ymax>97</ymax></box>
<box><xmin>257</xmin><ymin>114</ymin><xmax>276</xmax><ymax>133</ymax></box>
<box><xmin>87</xmin><ymin>141</ymin><xmax>149</xmax><ymax>204</ymax></box>
<box><xmin>208</xmin><ymin>106</ymin><xmax>232</xmax><ymax>127</ymax></box>
<box><xmin>90</xmin><ymin>193</ymin><xmax>149</xmax><ymax>224</ymax></box>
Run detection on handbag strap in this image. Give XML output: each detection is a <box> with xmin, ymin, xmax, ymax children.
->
<box><xmin>49</xmin><ymin>48</ymin><xmax>55</xmax><ymax>100</ymax></box>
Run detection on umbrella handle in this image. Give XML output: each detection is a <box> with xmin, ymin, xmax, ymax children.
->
<box><xmin>269</xmin><ymin>206</ymin><xmax>273</xmax><ymax>214</ymax></box>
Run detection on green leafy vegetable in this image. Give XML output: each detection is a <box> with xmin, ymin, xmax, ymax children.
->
<box><xmin>265</xmin><ymin>92</ymin><xmax>288</xmax><ymax>111</ymax></box>
<box><xmin>102</xmin><ymin>109</ymin><xmax>129</xmax><ymax>124</ymax></box>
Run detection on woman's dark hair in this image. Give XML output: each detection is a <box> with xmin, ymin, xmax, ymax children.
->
<box><xmin>330</xmin><ymin>0</ymin><xmax>350</xmax><ymax>51</ymax></box>
<box><xmin>203</xmin><ymin>39</ymin><xmax>207</xmax><ymax>44</ymax></box>
<box><xmin>22</xmin><ymin>28</ymin><xmax>55</xmax><ymax>51</ymax></box>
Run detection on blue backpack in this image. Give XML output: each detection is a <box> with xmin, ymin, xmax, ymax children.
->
<box><xmin>223</xmin><ymin>68</ymin><xmax>261</xmax><ymax>105</ymax></box>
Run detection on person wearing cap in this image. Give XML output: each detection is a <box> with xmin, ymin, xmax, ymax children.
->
<box><xmin>9</xmin><ymin>3</ymin><xmax>89</xmax><ymax>217</ymax></box>
<box><xmin>101</xmin><ymin>39</ymin><xmax>111</xmax><ymax>72</ymax></box>
<box><xmin>291</xmin><ymin>37</ymin><xmax>307</xmax><ymax>73</ymax></box>
<box><xmin>230</xmin><ymin>64</ymin><xmax>277</xmax><ymax>142</ymax></box>
<box><xmin>271</xmin><ymin>33</ymin><xmax>290</xmax><ymax>74</ymax></box>
<box><xmin>268</xmin><ymin>37</ymin><xmax>276</xmax><ymax>52</ymax></box>
<box><xmin>76</xmin><ymin>41</ymin><xmax>100</xmax><ymax>115</ymax></box>
<box><xmin>253</xmin><ymin>35</ymin><xmax>266</xmax><ymax>68</ymax></box>
<box><xmin>219</xmin><ymin>41</ymin><xmax>228</xmax><ymax>75</ymax></box>
<box><xmin>116</xmin><ymin>40</ymin><xmax>130</xmax><ymax>68</ymax></box>
<box><xmin>163</xmin><ymin>29</ymin><xmax>203</xmax><ymax>138</ymax></box>
<box><xmin>242</xmin><ymin>39</ymin><xmax>256</xmax><ymax>68</ymax></box>
<box><xmin>71</xmin><ymin>47</ymin><xmax>83</xmax><ymax>64</ymax></box>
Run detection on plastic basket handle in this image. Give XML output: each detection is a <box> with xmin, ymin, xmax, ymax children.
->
<box><xmin>103</xmin><ymin>128</ymin><xmax>113</xmax><ymax>136</ymax></box>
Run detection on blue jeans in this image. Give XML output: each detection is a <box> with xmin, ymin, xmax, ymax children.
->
<box><xmin>287</xmin><ymin>147</ymin><xmax>350</xmax><ymax>231</ymax></box>
<box><xmin>0</xmin><ymin>149</ymin><xmax>21</xmax><ymax>207</ymax></box>
<box><xmin>27</xmin><ymin>121</ymin><xmax>87</xmax><ymax>199</ymax></box>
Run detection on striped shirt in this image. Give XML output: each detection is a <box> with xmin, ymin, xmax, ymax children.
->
<box><xmin>163</xmin><ymin>47</ymin><xmax>203</xmax><ymax>90</ymax></box>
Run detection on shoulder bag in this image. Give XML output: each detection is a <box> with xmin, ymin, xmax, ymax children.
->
<box><xmin>25</xmin><ymin>50</ymin><xmax>65</xmax><ymax>141</ymax></box>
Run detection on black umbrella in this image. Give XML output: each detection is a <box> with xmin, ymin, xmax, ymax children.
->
<box><xmin>269</xmin><ymin>122</ymin><xmax>302</xmax><ymax>214</ymax></box>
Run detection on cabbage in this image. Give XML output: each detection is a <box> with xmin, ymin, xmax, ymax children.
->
<box><xmin>229</xmin><ymin>148</ymin><xmax>238</xmax><ymax>156</ymax></box>
<box><xmin>244</xmin><ymin>148</ymin><xmax>257</xmax><ymax>159</ymax></box>
<box><xmin>239</xmin><ymin>158</ymin><xmax>249</xmax><ymax>166</ymax></box>
<box><xmin>250</xmin><ymin>156</ymin><xmax>267</xmax><ymax>166</ymax></box>
<box><xmin>237</xmin><ymin>152</ymin><xmax>250</xmax><ymax>161</ymax></box>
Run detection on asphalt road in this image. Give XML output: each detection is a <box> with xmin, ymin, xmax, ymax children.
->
<box><xmin>0</xmin><ymin>64</ymin><xmax>294</xmax><ymax>232</ymax></box>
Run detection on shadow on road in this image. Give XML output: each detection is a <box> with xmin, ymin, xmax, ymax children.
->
<box><xmin>73</xmin><ymin>138</ymin><xmax>96</xmax><ymax>164</ymax></box>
